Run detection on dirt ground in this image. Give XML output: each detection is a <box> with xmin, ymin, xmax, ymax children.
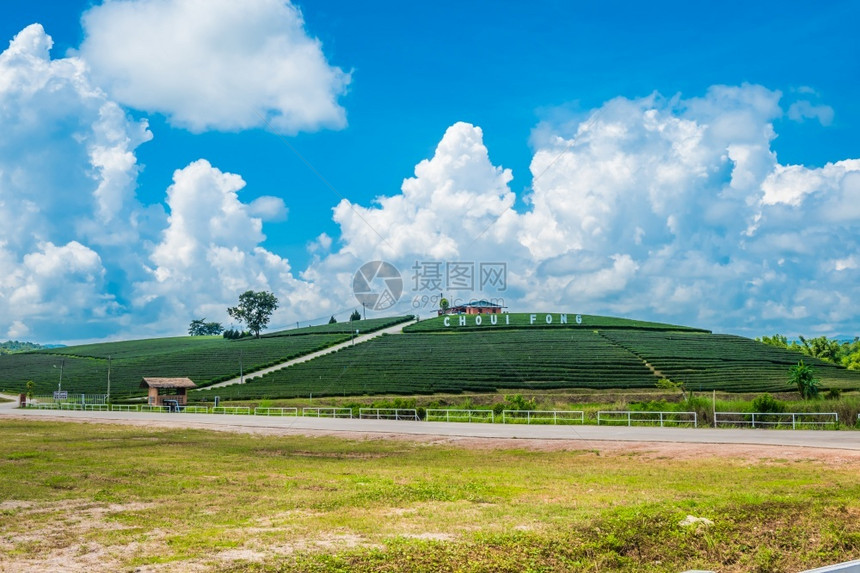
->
<box><xmin>2</xmin><ymin>413</ymin><xmax>859</xmax><ymax>572</ymax></box>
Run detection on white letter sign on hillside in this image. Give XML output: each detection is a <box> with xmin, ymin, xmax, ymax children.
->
<box><xmin>442</xmin><ymin>314</ymin><xmax>577</xmax><ymax>328</ymax></box>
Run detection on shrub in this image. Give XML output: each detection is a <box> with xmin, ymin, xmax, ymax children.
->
<box><xmin>825</xmin><ymin>388</ymin><xmax>842</xmax><ymax>400</ymax></box>
<box><xmin>504</xmin><ymin>394</ymin><xmax>536</xmax><ymax>411</ymax></box>
<box><xmin>751</xmin><ymin>393</ymin><xmax>784</xmax><ymax>413</ymax></box>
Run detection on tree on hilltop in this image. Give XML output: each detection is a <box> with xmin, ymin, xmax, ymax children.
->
<box><xmin>349</xmin><ymin>309</ymin><xmax>361</xmax><ymax>321</ymax></box>
<box><xmin>227</xmin><ymin>291</ymin><xmax>278</xmax><ymax>339</ymax></box>
<box><xmin>188</xmin><ymin>318</ymin><xmax>224</xmax><ymax>336</ymax></box>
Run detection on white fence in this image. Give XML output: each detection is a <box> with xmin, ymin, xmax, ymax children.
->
<box><xmin>714</xmin><ymin>412</ymin><xmax>838</xmax><ymax>429</ymax></box>
<box><xmin>255</xmin><ymin>407</ymin><xmax>299</xmax><ymax>416</ymax></box>
<box><xmin>31</xmin><ymin>394</ymin><xmax>108</xmax><ymax>405</ymax></box>
<box><xmin>83</xmin><ymin>404</ymin><xmax>109</xmax><ymax>411</ymax></box>
<box><xmin>302</xmin><ymin>407</ymin><xmax>353</xmax><ymax>418</ymax></box>
<box><xmin>501</xmin><ymin>410</ymin><xmax>584</xmax><ymax>425</ymax></box>
<box><xmin>181</xmin><ymin>406</ymin><xmax>209</xmax><ymax>413</ymax></box>
<box><xmin>211</xmin><ymin>406</ymin><xmax>251</xmax><ymax>415</ymax></box>
<box><xmin>426</xmin><ymin>409</ymin><xmax>494</xmax><ymax>423</ymax></box>
<box><xmin>140</xmin><ymin>405</ymin><xmax>169</xmax><ymax>413</ymax></box>
<box><xmin>110</xmin><ymin>405</ymin><xmax>139</xmax><ymax>412</ymax></box>
<box><xmin>359</xmin><ymin>408</ymin><xmax>420</xmax><ymax>421</ymax></box>
<box><xmin>23</xmin><ymin>401</ymin><xmax>851</xmax><ymax>431</ymax></box>
<box><xmin>597</xmin><ymin>410</ymin><xmax>698</xmax><ymax>427</ymax></box>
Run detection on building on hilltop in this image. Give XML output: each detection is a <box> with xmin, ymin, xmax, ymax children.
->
<box><xmin>438</xmin><ymin>300</ymin><xmax>506</xmax><ymax>316</ymax></box>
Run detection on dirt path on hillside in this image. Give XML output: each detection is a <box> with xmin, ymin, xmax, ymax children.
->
<box><xmin>206</xmin><ymin>319</ymin><xmax>416</xmax><ymax>388</ymax></box>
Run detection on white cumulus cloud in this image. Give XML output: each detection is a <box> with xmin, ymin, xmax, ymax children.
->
<box><xmin>133</xmin><ymin>159</ymin><xmax>319</xmax><ymax>336</ymax></box>
<box><xmin>0</xmin><ymin>24</ymin><xmax>152</xmax><ymax>341</ymax></box>
<box><xmin>316</xmin><ymin>85</ymin><xmax>860</xmax><ymax>337</ymax></box>
<box><xmin>79</xmin><ymin>0</ymin><xmax>350</xmax><ymax>133</ymax></box>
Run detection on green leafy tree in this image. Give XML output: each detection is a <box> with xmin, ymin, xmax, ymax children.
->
<box><xmin>799</xmin><ymin>336</ymin><xmax>841</xmax><ymax>363</ymax></box>
<box><xmin>349</xmin><ymin>309</ymin><xmax>362</xmax><ymax>321</ymax></box>
<box><xmin>227</xmin><ymin>291</ymin><xmax>279</xmax><ymax>339</ymax></box>
<box><xmin>440</xmin><ymin>297</ymin><xmax>449</xmax><ymax>312</ymax></box>
<box><xmin>756</xmin><ymin>334</ymin><xmax>789</xmax><ymax>348</ymax></box>
<box><xmin>789</xmin><ymin>360</ymin><xmax>820</xmax><ymax>400</ymax></box>
<box><xmin>328</xmin><ymin>315</ymin><xmax>338</xmax><ymax>324</ymax></box>
<box><xmin>188</xmin><ymin>318</ymin><xmax>224</xmax><ymax>336</ymax></box>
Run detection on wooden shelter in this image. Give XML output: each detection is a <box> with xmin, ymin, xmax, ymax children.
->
<box><xmin>140</xmin><ymin>377</ymin><xmax>196</xmax><ymax>406</ymax></box>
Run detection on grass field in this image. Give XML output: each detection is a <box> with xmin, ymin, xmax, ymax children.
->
<box><xmin>0</xmin><ymin>419</ymin><xmax>858</xmax><ymax>572</ymax></box>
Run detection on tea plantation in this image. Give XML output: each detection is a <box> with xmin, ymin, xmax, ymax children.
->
<box><xmin>0</xmin><ymin>316</ymin><xmax>411</xmax><ymax>398</ymax></box>
<box><xmin>197</xmin><ymin>314</ymin><xmax>860</xmax><ymax>400</ymax></box>
<box><xmin>3</xmin><ymin>313</ymin><xmax>859</xmax><ymax>400</ymax></box>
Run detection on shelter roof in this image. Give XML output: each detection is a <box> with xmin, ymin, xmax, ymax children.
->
<box><xmin>140</xmin><ymin>377</ymin><xmax>197</xmax><ymax>389</ymax></box>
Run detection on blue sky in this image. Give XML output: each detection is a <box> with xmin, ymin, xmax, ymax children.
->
<box><xmin>1</xmin><ymin>0</ymin><xmax>859</xmax><ymax>343</ymax></box>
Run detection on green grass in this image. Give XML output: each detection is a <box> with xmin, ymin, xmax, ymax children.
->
<box><xmin>0</xmin><ymin>419</ymin><xmax>857</xmax><ymax>572</ymax></box>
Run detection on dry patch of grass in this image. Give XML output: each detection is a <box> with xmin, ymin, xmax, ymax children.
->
<box><xmin>0</xmin><ymin>419</ymin><xmax>858</xmax><ymax>572</ymax></box>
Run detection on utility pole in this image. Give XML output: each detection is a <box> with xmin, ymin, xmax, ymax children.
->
<box><xmin>55</xmin><ymin>358</ymin><xmax>64</xmax><ymax>392</ymax></box>
<box><xmin>106</xmin><ymin>355</ymin><xmax>111</xmax><ymax>403</ymax></box>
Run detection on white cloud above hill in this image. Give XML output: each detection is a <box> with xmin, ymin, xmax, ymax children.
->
<box><xmin>0</xmin><ymin>24</ymin><xmax>151</xmax><ymax>340</ymax></box>
<box><xmin>2</xmin><ymin>21</ymin><xmax>858</xmax><ymax>343</ymax></box>
<box><xmin>0</xmin><ymin>24</ymin><xmax>314</xmax><ymax>341</ymax></box>
<box><xmin>79</xmin><ymin>0</ymin><xmax>350</xmax><ymax>133</ymax></box>
<box><xmin>133</xmin><ymin>159</ymin><xmax>317</xmax><ymax>334</ymax></box>
<box><xmin>316</xmin><ymin>85</ymin><xmax>860</xmax><ymax>337</ymax></box>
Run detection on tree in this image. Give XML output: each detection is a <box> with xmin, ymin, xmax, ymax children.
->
<box><xmin>188</xmin><ymin>318</ymin><xmax>224</xmax><ymax>336</ymax></box>
<box><xmin>440</xmin><ymin>297</ymin><xmax>449</xmax><ymax>312</ymax></box>
<box><xmin>789</xmin><ymin>360</ymin><xmax>820</xmax><ymax>400</ymax></box>
<box><xmin>227</xmin><ymin>291</ymin><xmax>278</xmax><ymax>339</ymax></box>
<box><xmin>349</xmin><ymin>309</ymin><xmax>362</xmax><ymax>321</ymax></box>
<box><xmin>328</xmin><ymin>315</ymin><xmax>337</xmax><ymax>324</ymax></box>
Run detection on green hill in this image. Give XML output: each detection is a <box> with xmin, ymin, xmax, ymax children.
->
<box><xmin>197</xmin><ymin>314</ymin><xmax>860</xmax><ymax>400</ymax></box>
<box><xmin>0</xmin><ymin>316</ymin><xmax>411</xmax><ymax>398</ymax></box>
<box><xmin>2</xmin><ymin>313</ymin><xmax>858</xmax><ymax>400</ymax></box>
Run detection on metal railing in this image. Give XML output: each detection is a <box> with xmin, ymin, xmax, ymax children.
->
<box><xmin>597</xmin><ymin>410</ymin><xmax>698</xmax><ymax>427</ymax></box>
<box><xmin>255</xmin><ymin>407</ymin><xmax>299</xmax><ymax>416</ymax></box>
<box><xmin>358</xmin><ymin>408</ymin><xmax>419</xmax><ymax>421</ymax></box>
<box><xmin>140</xmin><ymin>405</ymin><xmax>169</xmax><ymax>412</ymax></box>
<box><xmin>425</xmin><ymin>409</ymin><xmax>494</xmax><ymax>423</ymax></box>
<box><xmin>211</xmin><ymin>406</ymin><xmax>251</xmax><ymax>415</ymax></box>
<box><xmin>302</xmin><ymin>407</ymin><xmax>353</xmax><ymax>418</ymax></box>
<box><xmin>181</xmin><ymin>406</ymin><xmax>209</xmax><ymax>413</ymax></box>
<box><xmin>502</xmin><ymin>410</ymin><xmax>584</xmax><ymax>425</ymax></box>
<box><xmin>714</xmin><ymin>412</ymin><xmax>838</xmax><ymax>429</ymax></box>
<box><xmin>83</xmin><ymin>404</ymin><xmax>109</xmax><ymax>411</ymax></box>
<box><xmin>110</xmin><ymin>405</ymin><xmax>139</xmax><ymax>412</ymax></box>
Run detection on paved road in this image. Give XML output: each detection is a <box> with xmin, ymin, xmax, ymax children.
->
<box><xmin>206</xmin><ymin>319</ymin><xmax>416</xmax><ymax>388</ymax></box>
<box><xmin>2</xmin><ymin>402</ymin><xmax>858</xmax><ymax>450</ymax></box>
